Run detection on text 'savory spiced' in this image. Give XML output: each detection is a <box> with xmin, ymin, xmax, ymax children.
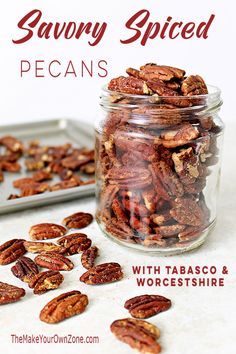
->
<box><xmin>95</xmin><ymin>63</ymin><xmax>224</xmax><ymax>255</ymax></box>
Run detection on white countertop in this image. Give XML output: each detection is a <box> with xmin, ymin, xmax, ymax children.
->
<box><xmin>0</xmin><ymin>124</ymin><xmax>235</xmax><ymax>354</ymax></box>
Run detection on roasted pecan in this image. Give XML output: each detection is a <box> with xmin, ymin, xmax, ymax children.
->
<box><xmin>112</xmin><ymin>198</ymin><xmax>129</xmax><ymax>222</ymax></box>
<box><xmin>29</xmin><ymin>270</ymin><xmax>64</xmax><ymax>294</ymax></box>
<box><xmin>11</xmin><ymin>256</ymin><xmax>39</xmax><ymax>283</ymax></box>
<box><xmin>25</xmin><ymin>158</ymin><xmax>45</xmax><ymax>171</ymax></box>
<box><xmin>39</xmin><ymin>290</ymin><xmax>89</xmax><ymax>324</ymax></box>
<box><xmin>80</xmin><ymin>262</ymin><xmax>123</xmax><ymax>285</ymax></box>
<box><xmin>29</xmin><ymin>223</ymin><xmax>66</xmax><ymax>240</ymax></box>
<box><xmin>181</xmin><ymin>75</ymin><xmax>208</xmax><ymax>96</ymax></box>
<box><xmin>0</xmin><ymin>282</ymin><xmax>25</xmax><ymax>305</ymax></box>
<box><xmin>19</xmin><ymin>182</ymin><xmax>49</xmax><ymax>197</ymax></box>
<box><xmin>125</xmin><ymin>294</ymin><xmax>171</xmax><ymax>319</ymax></box>
<box><xmin>32</xmin><ymin>169</ymin><xmax>52</xmax><ymax>182</ymax></box>
<box><xmin>139</xmin><ymin>63</ymin><xmax>185</xmax><ymax>81</ymax></box>
<box><xmin>0</xmin><ymin>239</ymin><xmax>26</xmax><ymax>265</ymax></box>
<box><xmin>156</xmin><ymin>123</ymin><xmax>199</xmax><ymax>148</ymax></box>
<box><xmin>108</xmin><ymin>76</ymin><xmax>152</xmax><ymax>95</ymax></box>
<box><xmin>57</xmin><ymin>233</ymin><xmax>91</xmax><ymax>255</ymax></box>
<box><xmin>1</xmin><ymin>161</ymin><xmax>21</xmax><ymax>172</ymax></box>
<box><xmin>178</xmin><ymin>226</ymin><xmax>202</xmax><ymax>242</ymax></box>
<box><xmin>24</xmin><ymin>241</ymin><xmax>65</xmax><ymax>254</ymax></box>
<box><xmin>81</xmin><ymin>246</ymin><xmax>99</xmax><ymax>269</ymax></box>
<box><xmin>172</xmin><ymin>147</ymin><xmax>201</xmax><ymax>184</ymax></box>
<box><xmin>13</xmin><ymin>177</ymin><xmax>34</xmax><ymax>188</ymax></box>
<box><xmin>80</xmin><ymin>162</ymin><xmax>95</xmax><ymax>175</ymax></box>
<box><xmin>34</xmin><ymin>252</ymin><xmax>74</xmax><ymax>271</ymax></box>
<box><xmin>49</xmin><ymin>176</ymin><xmax>81</xmax><ymax>191</ymax></box>
<box><xmin>0</xmin><ymin>136</ymin><xmax>24</xmax><ymax>152</ymax></box>
<box><xmin>108</xmin><ymin>166</ymin><xmax>152</xmax><ymax>189</ymax></box>
<box><xmin>110</xmin><ymin>318</ymin><xmax>161</xmax><ymax>354</ymax></box>
<box><xmin>62</xmin><ymin>212</ymin><xmax>93</xmax><ymax>229</ymax></box>
<box><xmin>154</xmin><ymin>224</ymin><xmax>185</xmax><ymax>237</ymax></box>
<box><xmin>170</xmin><ymin>197</ymin><xmax>204</xmax><ymax>226</ymax></box>
<box><xmin>150</xmin><ymin>212</ymin><xmax>172</xmax><ymax>225</ymax></box>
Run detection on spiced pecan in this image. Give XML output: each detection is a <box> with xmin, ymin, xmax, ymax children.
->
<box><xmin>11</xmin><ymin>256</ymin><xmax>39</xmax><ymax>283</ymax></box>
<box><xmin>49</xmin><ymin>176</ymin><xmax>81</xmax><ymax>191</ymax></box>
<box><xmin>80</xmin><ymin>162</ymin><xmax>95</xmax><ymax>174</ymax></box>
<box><xmin>57</xmin><ymin>233</ymin><xmax>91</xmax><ymax>255</ymax></box>
<box><xmin>108</xmin><ymin>166</ymin><xmax>152</xmax><ymax>189</ymax></box>
<box><xmin>39</xmin><ymin>290</ymin><xmax>89</xmax><ymax>324</ymax></box>
<box><xmin>24</xmin><ymin>241</ymin><xmax>65</xmax><ymax>254</ymax></box>
<box><xmin>25</xmin><ymin>158</ymin><xmax>45</xmax><ymax>171</ymax></box>
<box><xmin>172</xmin><ymin>147</ymin><xmax>201</xmax><ymax>184</ymax></box>
<box><xmin>140</xmin><ymin>63</ymin><xmax>185</xmax><ymax>80</ymax></box>
<box><xmin>170</xmin><ymin>197</ymin><xmax>204</xmax><ymax>226</ymax></box>
<box><xmin>0</xmin><ymin>282</ymin><xmax>25</xmax><ymax>305</ymax></box>
<box><xmin>178</xmin><ymin>226</ymin><xmax>202</xmax><ymax>242</ymax></box>
<box><xmin>13</xmin><ymin>177</ymin><xmax>35</xmax><ymax>188</ymax></box>
<box><xmin>29</xmin><ymin>223</ymin><xmax>66</xmax><ymax>240</ymax></box>
<box><xmin>108</xmin><ymin>76</ymin><xmax>152</xmax><ymax>95</ymax></box>
<box><xmin>34</xmin><ymin>252</ymin><xmax>74</xmax><ymax>271</ymax></box>
<box><xmin>81</xmin><ymin>246</ymin><xmax>99</xmax><ymax>269</ymax></box>
<box><xmin>19</xmin><ymin>182</ymin><xmax>49</xmax><ymax>197</ymax></box>
<box><xmin>80</xmin><ymin>262</ymin><xmax>123</xmax><ymax>285</ymax></box>
<box><xmin>29</xmin><ymin>270</ymin><xmax>64</xmax><ymax>294</ymax></box>
<box><xmin>0</xmin><ymin>136</ymin><xmax>24</xmax><ymax>152</ymax></box>
<box><xmin>0</xmin><ymin>239</ymin><xmax>26</xmax><ymax>265</ymax></box>
<box><xmin>181</xmin><ymin>75</ymin><xmax>208</xmax><ymax>96</ymax></box>
<box><xmin>32</xmin><ymin>169</ymin><xmax>52</xmax><ymax>182</ymax></box>
<box><xmin>110</xmin><ymin>318</ymin><xmax>161</xmax><ymax>354</ymax></box>
<box><xmin>154</xmin><ymin>224</ymin><xmax>185</xmax><ymax>237</ymax></box>
<box><xmin>125</xmin><ymin>294</ymin><xmax>171</xmax><ymax>319</ymax></box>
<box><xmin>156</xmin><ymin>123</ymin><xmax>199</xmax><ymax>148</ymax></box>
<box><xmin>150</xmin><ymin>212</ymin><xmax>172</xmax><ymax>225</ymax></box>
<box><xmin>62</xmin><ymin>212</ymin><xmax>93</xmax><ymax>229</ymax></box>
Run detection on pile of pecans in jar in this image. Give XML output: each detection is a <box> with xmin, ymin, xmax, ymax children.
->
<box><xmin>96</xmin><ymin>63</ymin><xmax>223</xmax><ymax>252</ymax></box>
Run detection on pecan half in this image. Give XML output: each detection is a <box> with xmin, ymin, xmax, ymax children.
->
<box><xmin>57</xmin><ymin>233</ymin><xmax>91</xmax><ymax>255</ymax></box>
<box><xmin>154</xmin><ymin>224</ymin><xmax>185</xmax><ymax>237</ymax></box>
<box><xmin>39</xmin><ymin>290</ymin><xmax>89</xmax><ymax>323</ymax></box>
<box><xmin>110</xmin><ymin>318</ymin><xmax>161</xmax><ymax>354</ymax></box>
<box><xmin>24</xmin><ymin>241</ymin><xmax>65</xmax><ymax>254</ymax></box>
<box><xmin>0</xmin><ymin>239</ymin><xmax>26</xmax><ymax>265</ymax></box>
<box><xmin>81</xmin><ymin>246</ymin><xmax>99</xmax><ymax>269</ymax></box>
<box><xmin>108</xmin><ymin>167</ymin><xmax>152</xmax><ymax>189</ymax></box>
<box><xmin>108</xmin><ymin>76</ymin><xmax>152</xmax><ymax>95</ymax></box>
<box><xmin>32</xmin><ymin>169</ymin><xmax>52</xmax><ymax>182</ymax></box>
<box><xmin>29</xmin><ymin>223</ymin><xmax>66</xmax><ymax>240</ymax></box>
<box><xmin>181</xmin><ymin>75</ymin><xmax>208</xmax><ymax>96</ymax></box>
<box><xmin>29</xmin><ymin>270</ymin><xmax>64</xmax><ymax>294</ymax></box>
<box><xmin>1</xmin><ymin>161</ymin><xmax>21</xmax><ymax>172</ymax></box>
<box><xmin>140</xmin><ymin>63</ymin><xmax>185</xmax><ymax>80</ymax></box>
<box><xmin>0</xmin><ymin>136</ymin><xmax>24</xmax><ymax>152</ymax></box>
<box><xmin>80</xmin><ymin>262</ymin><xmax>123</xmax><ymax>285</ymax></box>
<box><xmin>0</xmin><ymin>282</ymin><xmax>25</xmax><ymax>305</ymax></box>
<box><xmin>156</xmin><ymin>123</ymin><xmax>199</xmax><ymax>148</ymax></box>
<box><xmin>125</xmin><ymin>294</ymin><xmax>171</xmax><ymax>319</ymax></box>
<box><xmin>11</xmin><ymin>256</ymin><xmax>39</xmax><ymax>283</ymax></box>
<box><xmin>62</xmin><ymin>212</ymin><xmax>93</xmax><ymax>229</ymax></box>
<box><xmin>34</xmin><ymin>252</ymin><xmax>74</xmax><ymax>271</ymax></box>
<box><xmin>170</xmin><ymin>197</ymin><xmax>204</xmax><ymax>226</ymax></box>
<box><xmin>172</xmin><ymin>147</ymin><xmax>202</xmax><ymax>184</ymax></box>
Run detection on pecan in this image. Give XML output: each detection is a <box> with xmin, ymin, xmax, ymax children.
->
<box><xmin>156</xmin><ymin>123</ymin><xmax>199</xmax><ymax>148</ymax></box>
<box><xmin>151</xmin><ymin>161</ymin><xmax>184</xmax><ymax>198</ymax></box>
<box><xmin>13</xmin><ymin>177</ymin><xmax>35</xmax><ymax>188</ymax></box>
<box><xmin>110</xmin><ymin>318</ymin><xmax>161</xmax><ymax>354</ymax></box>
<box><xmin>80</xmin><ymin>162</ymin><xmax>95</xmax><ymax>174</ymax></box>
<box><xmin>25</xmin><ymin>158</ymin><xmax>45</xmax><ymax>171</ymax></box>
<box><xmin>19</xmin><ymin>182</ymin><xmax>49</xmax><ymax>197</ymax></box>
<box><xmin>146</xmin><ymin>79</ymin><xmax>179</xmax><ymax>97</ymax></box>
<box><xmin>172</xmin><ymin>147</ymin><xmax>201</xmax><ymax>184</ymax></box>
<box><xmin>105</xmin><ymin>217</ymin><xmax>135</xmax><ymax>242</ymax></box>
<box><xmin>0</xmin><ymin>239</ymin><xmax>26</xmax><ymax>265</ymax></box>
<box><xmin>50</xmin><ymin>176</ymin><xmax>81</xmax><ymax>191</ymax></box>
<box><xmin>0</xmin><ymin>282</ymin><xmax>25</xmax><ymax>305</ymax></box>
<box><xmin>112</xmin><ymin>198</ymin><xmax>128</xmax><ymax>222</ymax></box>
<box><xmin>139</xmin><ymin>63</ymin><xmax>185</xmax><ymax>80</ymax></box>
<box><xmin>1</xmin><ymin>161</ymin><xmax>21</xmax><ymax>172</ymax></box>
<box><xmin>125</xmin><ymin>294</ymin><xmax>171</xmax><ymax>319</ymax></box>
<box><xmin>29</xmin><ymin>223</ymin><xmax>66</xmax><ymax>240</ymax></box>
<box><xmin>34</xmin><ymin>252</ymin><xmax>74</xmax><ymax>271</ymax></box>
<box><xmin>62</xmin><ymin>212</ymin><xmax>93</xmax><ymax>229</ymax></box>
<box><xmin>57</xmin><ymin>233</ymin><xmax>91</xmax><ymax>255</ymax></box>
<box><xmin>178</xmin><ymin>226</ymin><xmax>202</xmax><ymax>242</ymax></box>
<box><xmin>80</xmin><ymin>262</ymin><xmax>123</xmax><ymax>285</ymax></box>
<box><xmin>181</xmin><ymin>75</ymin><xmax>208</xmax><ymax>96</ymax></box>
<box><xmin>11</xmin><ymin>256</ymin><xmax>39</xmax><ymax>283</ymax></box>
<box><xmin>24</xmin><ymin>241</ymin><xmax>65</xmax><ymax>254</ymax></box>
<box><xmin>170</xmin><ymin>197</ymin><xmax>204</xmax><ymax>226</ymax></box>
<box><xmin>154</xmin><ymin>224</ymin><xmax>185</xmax><ymax>237</ymax></box>
<box><xmin>29</xmin><ymin>270</ymin><xmax>64</xmax><ymax>294</ymax></box>
<box><xmin>58</xmin><ymin>168</ymin><xmax>73</xmax><ymax>180</ymax></box>
<box><xmin>81</xmin><ymin>246</ymin><xmax>99</xmax><ymax>269</ymax></box>
<box><xmin>39</xmin><ymin>290</ymin><xmax>89</xmax><ymax>324</ymax></box>
<box><xmin>126</xmin><ymin>67</ymin><xmax>141</xmax><ymax>78</ymax></box>
<box><xmin>108</xmin><ymin>166</ymin><xmax>152</xmax><ymax>189</ymax></box>
<box><xmin>141</xmin><ymin>235</ymin><xmax>167</xmax><ymax>247</ymax></box>
<box><xmin>122</xmin><ymin>198</ymin><xmax>150</xmax><ymax>217</ymax></box>
<box><xmin>32</xmin><ymin>169</ymin><xmax>52</xmax><ymax>182</ymax></box>
<box><xmin>108</xmin><ymin>76</ymin><xmax>152</xmax><ymax>95</ymax></box>
<box><xmin>0</xmin><ymin>136</ymin><xmax>24</xmax><ymax>152</ymax></box>
<box><xmin>150</xmin><ymin>212</ymin><xmax>172</xmax><ymax>225</ymax></box>
<box><xmin>142</xmin><ymin>188</ymin><xmax>158</xmax><ymax>213</ymax></box>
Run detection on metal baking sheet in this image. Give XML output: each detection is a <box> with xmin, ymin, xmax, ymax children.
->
<box><xmin>0</xmin><ymin>119</ymin><xmax>95</xmax><ymax>214</ymax></box>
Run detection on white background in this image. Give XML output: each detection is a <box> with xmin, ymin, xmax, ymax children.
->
<box><xmin>0</xmin><ymin>0</ymin><xmax>235</xmax><ymax>125</ymax></box>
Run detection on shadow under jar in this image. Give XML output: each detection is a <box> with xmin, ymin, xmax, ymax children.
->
<box><xmin>95</xmin><ymin>86</ymin><xmax>224</xmax><ymax>255</ymax></box>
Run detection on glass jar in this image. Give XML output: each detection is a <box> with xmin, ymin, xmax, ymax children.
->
<box><xmin>95</xmin><ymin>85</ymin><xmax>224</xmax><ymax>255</ymax></box>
